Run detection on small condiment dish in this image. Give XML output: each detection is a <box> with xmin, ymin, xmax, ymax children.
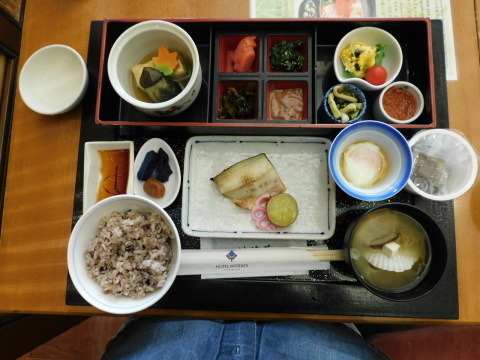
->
<box><xmin>68</xmin><ymin>195</ymin><xmax>181</xmax><ymax>314</ymax></box>
<box><xmin>373</xmin><ymin>81</ymin><xmax>424</xmax><ymax>124</ymax></box>
<box><xmin>107</xmin><ymin>20</ymin><xmax>202</xmax><ymax>117</ymax></box>
<box><xmin>333</xmin><ymin>27</ymin><xmax>403</xmax><ymax>91</ymax></box>
<box><xmin>321</xmin><ymin>83</ymin><xmax>366</xmax><ymax>124</ymax></box>
<box><xmin>134</xmin><ymin>138</ymin><xmax>181</xmax><ymax>208</ymax></box>
<box><xmin>19</xmin><ymin>44</ymin><xmax>88</xmax><ymax>115</ymax></box>
<box><xmin>406</xmin><ymin>129</ymin><xmax>478</xmax><ymax>200</ymax></box>
<box><xmin>329</xmin><ymin>120</ymin><xmax>413</xmax><ymax>201</ymax></box>
<box><xmin>83</xmin><ymin>141</ymin><xmax>134</xmax><ymax>213</ymax></box>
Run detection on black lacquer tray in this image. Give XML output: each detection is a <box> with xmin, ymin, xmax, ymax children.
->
<box><xmin>66</xmin><ymin>19</ymin><xmax>458</xmax><ymax>319</ymax></box>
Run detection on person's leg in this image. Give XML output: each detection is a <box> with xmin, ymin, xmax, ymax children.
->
<box><xmin>102</xmin><ymin>318</ymin><xmax>225</xmax><ymax>360</ymax></box>
<box><xmin>102</xmin><ymin>318</ymin><xmax>259</xmax><ymax>360</ymax></box>
<box><xmin>257</xmin><ymin>321</ymin><xmax>389</xmax><ymax>360</ymax></box>
<box><xmin>102</xmin><ymin>319</ymin><xmax>389</xmax><ymax>360</ymax></box>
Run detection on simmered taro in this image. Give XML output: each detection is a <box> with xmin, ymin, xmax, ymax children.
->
<box><xmin>218</xmin><ymin>82</ymin><xmax>257</xmax><ymax>119</ymax></box>
<box><xmin>131</xmin><ymin>45</ymin><xmax>191</xmax><ymax>103</ymax></box>
<box><xmin>269</xmin><ymin>40</ymin><xmax>304</xmax><ymax>72</ymax></box>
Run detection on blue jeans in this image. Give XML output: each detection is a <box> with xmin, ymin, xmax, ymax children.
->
<box><xmin>102</xmin><ymin>319</ymin><xmax>389</xmax><ymax>360</ymax></box>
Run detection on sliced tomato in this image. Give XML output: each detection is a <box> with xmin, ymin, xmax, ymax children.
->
<box><xmin>365</xmin><ymin>65</ymin><xmax>388</xmax><ymax>86</ymax></box>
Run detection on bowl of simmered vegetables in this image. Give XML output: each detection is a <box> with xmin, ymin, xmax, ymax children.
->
<box><xmin>107</xmin><ymin>20</ymin><xmax>202</xmax><ymax>117</ymax></box>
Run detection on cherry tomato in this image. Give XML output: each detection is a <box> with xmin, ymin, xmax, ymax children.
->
<box><xmin>365</xmin><ymin>65</ymin><xmax>388</xmax><ymax>85</ymax></box>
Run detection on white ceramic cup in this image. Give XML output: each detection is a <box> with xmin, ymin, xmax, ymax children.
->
<box><xmin>108</xmin><ymin>20</ymin><xmax>202</xmax><ymax>117</ymax></box>
<box><xmin>373</xmin><ymin>81</ymin><xmax>424</xmax><ymax>124</ymax></box>
<box><xmin>19</xmin><ymin>44</ymin><xmax>88</xmax><ymax>115</ymax></box>
<box><xmin>406</xmin><ymin>129</ymin><xmax>478</xmax><ymax>200</ymax></box>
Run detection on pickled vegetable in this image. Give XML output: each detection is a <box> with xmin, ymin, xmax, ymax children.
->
<box><xmin>137</xmin><ymin>148</ymin><xmax>172</xmax><ymax>183</ymax></box>
<box><xmin>231</xmin><ymin>36</ymin><xmax>257</xmax><ymax>73</ymax></box>
<box><xmin>218</xmin><ymin>82</ymin><xmax>257</xmax><ymax>119</ymax></box>
<box><xmin>97</xmin><ymin>149</ymin><xmax>130</xmax><ymax>202</ymax></box>
<box><xmin>143</xmin><ymin>177</ymin><xmax>166</xmax><ymax>198</ymax></box>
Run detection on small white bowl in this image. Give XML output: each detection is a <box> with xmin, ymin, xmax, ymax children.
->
<box><xmin>83</xmin><ymin>141</ymin><xmax>135</xmax><ymax>213</ymax></box>
<box><xmin>329</xmin><ymin>121</ymin><xmax>413</xmax><ymax>201</ymax></box>
<box><xmin>373</xmin><ymin>81</ymin><xmax>424</xmax><ymax>124</ymax></box>
<box><xmin>68</xmin><ymin>195</ymin><xmax>181</xmax><ymax>314</ymax></box>
<box><xmin>406</xmin><ymin>129</ymin><xmax>478</xmax><ymax>201</ymax></box>
<box><xmin>334</xmin><ymin>27</ymin><xmax>403</xmax><ymax>91</ymax></box>
<box><xmin>108</xmin><ymin>20</ymin><xmax>202</xmax><ymax>117</ymax></box>
<box><xmin>134</xmin><ymin>138</ymin><xmax>181</xmax><ymax>208</ymax></box>
<box><xmin>19</xmin><ymin>44</ymin><xmax>88</xmax><ymax>115</ymax></box>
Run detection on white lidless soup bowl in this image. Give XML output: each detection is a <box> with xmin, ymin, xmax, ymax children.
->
<box><xmin>19</xmin><ymin>44</ymin><xmax>88</xmax><ymax>115</ymax></box>
<box><xmin>108</xmin><ymin>20</ymin><xmax>202</xmax><ymax>117</ymax></box>
<box><xmin>334</xmin><ymin>26</ymin><xmax>403</xmax><ymax>92</ymax></box>
<box><xmin>68</xmin><ymin>195</ymin><xmax>181</xmax><ymax>314</ymax></box>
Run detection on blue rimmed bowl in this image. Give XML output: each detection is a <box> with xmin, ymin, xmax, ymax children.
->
<box><xmin>321</xmin><ymin>83</ymin><xmax>366</xmax><ymax>124</ymax></box>
<box><xmin>329</xmin><ymin>121</ymin><xmax>413</xmax><ymax>201</ymax></box>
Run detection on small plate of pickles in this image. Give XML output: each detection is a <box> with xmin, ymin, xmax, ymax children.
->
<box><xmin>134</xmin><ymin>138</ymin><xmax>181</xmax><ymax>209</ymax></box>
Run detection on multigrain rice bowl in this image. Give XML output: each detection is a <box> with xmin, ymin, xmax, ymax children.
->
<box><xmin>85</xmin><ymin>210</ymin><xmax>173</xmax><ymax>299</ymax></box>
<box><xmin>68</xmin><ymin>195</ymin><xmax>181</xmax><ymax>314</ymax></box>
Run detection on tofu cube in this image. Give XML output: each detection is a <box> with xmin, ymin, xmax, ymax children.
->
<box><xmin>382</xmin><ymin>242</ymin><xmax>400</xmax><ymax>258</ymax></box>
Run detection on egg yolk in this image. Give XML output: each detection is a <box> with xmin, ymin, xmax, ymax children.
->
<box><xmin>341</xmin><ymin>141</ymin><xmax>388</xmax><ymax>188</ymax></box>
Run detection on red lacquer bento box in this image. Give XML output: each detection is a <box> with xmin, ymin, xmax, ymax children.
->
<box><xmin>95</xmin><ymin>18</ymin><xmax>437</xmax><ymax>132</ymax></box>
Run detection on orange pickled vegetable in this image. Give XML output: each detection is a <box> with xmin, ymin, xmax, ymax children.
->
<box><xmin>153</xmin><ymin>45</ymin><xmax>179</xmax><ymax>76</ymax></box>
<box><xmin>97</xmin><ymin>149</ymin><xmax>130</xmax><ymax>202</ymax></box>
<box><xmin>231</xmin><ymin>36</ymin><xmax>257</xmax><ymax>73</ymax></box>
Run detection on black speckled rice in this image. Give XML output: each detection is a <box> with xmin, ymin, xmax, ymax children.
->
<box><xmin>85</xmin><ymin>209</ymin><xmax>173</xmax><ymax>299</ymax></box>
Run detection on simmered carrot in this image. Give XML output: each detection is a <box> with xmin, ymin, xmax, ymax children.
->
<box><xmin>231</xmin><ymin>36</ymin><xmax>257</xmax><ymax>73</ymax></box>
<box><xmin>152</xmin><ymin>46</ymin><xmax>179</xmax><ymax>76</ymax></box>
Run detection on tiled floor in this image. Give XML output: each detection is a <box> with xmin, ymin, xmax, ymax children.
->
<box><xmin>17</xmin><ymin>316</ymin><xmax>129</xmax><ymax>360</ymax></box>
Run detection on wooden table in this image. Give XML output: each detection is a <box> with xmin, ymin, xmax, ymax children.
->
<box><xmin>1</xmin><ymin>0</ymin><xmax>479</xmax><ymax>324</ymax></box>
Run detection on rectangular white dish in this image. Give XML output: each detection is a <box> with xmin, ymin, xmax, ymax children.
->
<box><xmin>83</xmin><ymin>141</ymin><xmax>134</xmax><ymax>213</ymax></box>
<box><xmin>181</xmin><ymin>136</ymin><xmax>336</xmax><ymax>240</ymax></box>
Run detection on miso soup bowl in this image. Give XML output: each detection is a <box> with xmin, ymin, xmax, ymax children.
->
<box><xmin>343</xmin><ymin>203</ymin><xmax>448</xmax><ymax>301</ymax></box>
<box><xmin>108</xmin><ymin>20</ymin><xmax>202</xmax><ymax>117</ymax></box>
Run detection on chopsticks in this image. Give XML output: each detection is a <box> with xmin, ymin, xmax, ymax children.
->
<box><xmin>308</xmin><ymin>249</ymin><xmax>345</xmax><ymax>261</ymax></box>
